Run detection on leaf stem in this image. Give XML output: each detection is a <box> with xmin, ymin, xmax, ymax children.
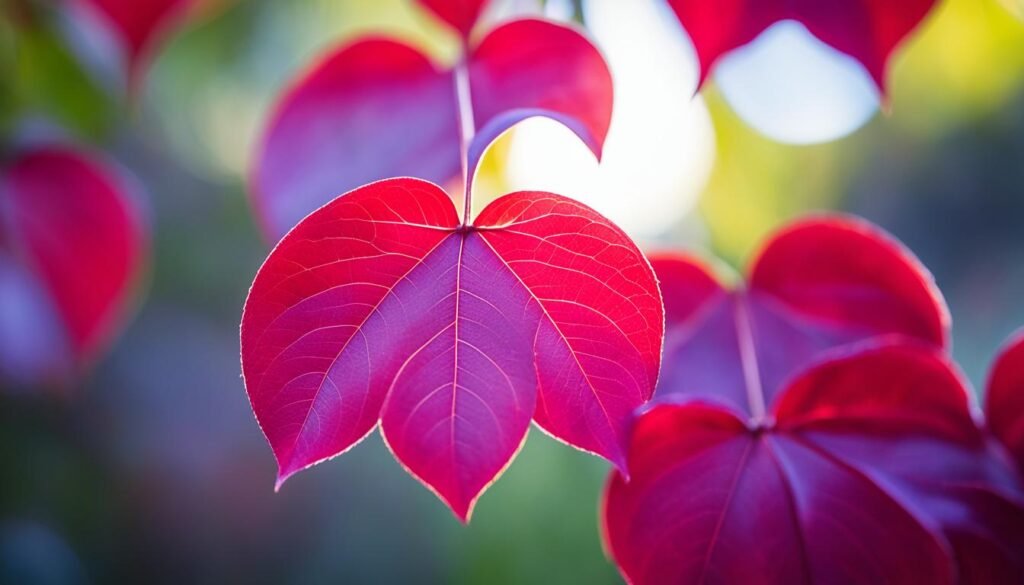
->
<box><xmin>733</xmin><ymin>291</ymin><xmax>767</xmax><ymax>423</ymax></box>
<box><xmin>453</xmin><ymin>50</ymin><xmax>476</xmax><ymax>226</ymax></box>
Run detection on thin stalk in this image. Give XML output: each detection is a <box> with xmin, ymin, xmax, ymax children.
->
<box><xmin>453</xmin><ymin>51</ymin><xmax>476</xmax><ymax>226</ymax></box>
<box><xmin>733</xmin><ymin>291</ymin><xmax>767</xmax><ymax>423</ymax></box>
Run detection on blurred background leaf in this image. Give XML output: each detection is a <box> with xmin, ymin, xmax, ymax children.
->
<box><xmin>2</xmin><ymin>0</ymin><xmax>1024</xmax><ymax>583</ymax></box>
<box><xmin>7</xmin><ymin>11</ymin><xmax>114</xmax><ymax>140</ymax></box>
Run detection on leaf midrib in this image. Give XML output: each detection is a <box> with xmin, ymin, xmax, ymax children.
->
<box><xmin>284</xmin><ymin>231</ymin><xmax>459</xmax><ymax>460</ymax></box>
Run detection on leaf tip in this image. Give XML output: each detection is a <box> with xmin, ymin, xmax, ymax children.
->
<box><xmin>693</xmin><ymin>69</ymin><xmax>710</xmax><ymax>98</ymax></box>
<box><xmin>425</xmin><ymin>481</ymin><xmax>477</xmax><ymax>525</ymax></box>
<box><xmin>273</xmin><ymin>473</ymin><xmax>289</xmax><ymax>493</ymax></box>
<box><xmin>612</xmin><ymin>458</ymin><xmax>631</xmax><ymax>484</ymax></box>
<box><xmin>452</xmin><ymin>503</ymin><xmax>472</xmax><ymax>525</ymax></box>
<box><xmin>602</xmin><ymin>441</ymin><xmax>632</xmax><ymax>482</ymax></box>
<box><xmin>274</xmin><ymin>461</ymin><xmax>301</xmax><ymax>492</ymax></box>
<box><xmin>878</xmin><ymin>87</ymin><xmax>893</xmax><ymax>115</ymax></box>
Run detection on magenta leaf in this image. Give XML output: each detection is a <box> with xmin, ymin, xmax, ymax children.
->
<box><xmin>654</xmin><ymin>215</ymin><xmax>949</xmax><ymax>417</ymax></box>
<box><xmin>666</xmin><ymin>0</ymin><xmax>938</xmax><ymax>93</ymax></box>
<box><xmin>0</xmin><ymin>146</ymin><xmax>147</xmax><ymax>386</ymax></box>
<box><xmin>415</xmin><ymin>0</ymin><xmax>488</xmax><ymax>38</ymax></box>
<box><xmin>603</xmin><ymin>345</ymin><xmax>1024</xmax><ymax>584</ymax></box>
<box><xmin>987</xmin><ymin>330</ymin><xmax>1024</xmax><ymax>471</ymax></box>
<box><xmin>602</xmin><ymin>216</ymin><xmax>1024</xmax><ymax>583</ymax></box>
<box><xmin>251</xmin><ymin>18</ymin><xmax>613</xmax><ymax>240</ymax></box>
<box><xmin>240</xmin><ymin>177</ymin><xmax>662</xmax><ymax>521</ymax></box>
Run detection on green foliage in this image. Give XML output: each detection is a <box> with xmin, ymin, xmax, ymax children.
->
<box><xmin>11</xmin><ymin>22</ymin><xmax>113</xmax><ymax>139</ymax></box>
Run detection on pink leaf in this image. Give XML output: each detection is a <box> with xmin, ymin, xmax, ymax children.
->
<box><xmin>653</xmin><ymin>215</ymin><xmax>948</xmax><ymax>417</ymax></box>
<box><xmin>0</xmin><ymin>146</ymin><xmax>147</xmax><ymax>385</ymax></box>
<box><xmin>666</xmin><ymin>0</ymin><xmax>937</xmax><ymax>93</ymax></box>
<box><xmin>603</xmin><ymin>345</ymin><xmax>1024</xmax><ymax>584</ymax></box>
<box><xmin>987</xmin><ymin>330</ymin><xmax>1024</xmax><ymax>471</ymax></box>
<box><xmin>416</xmin><ymin>0</ymin><xmax>488</xmax><ymax>38</ymax></box>
<box><xmin>251</xmin><ymin>18</ymin><xmax>613</xmax><ymax>240</ymax></box>
<box><xmin>240</xmin><ymin>178</ymin><xmax>662</xmax><ymax>521</ymax></box>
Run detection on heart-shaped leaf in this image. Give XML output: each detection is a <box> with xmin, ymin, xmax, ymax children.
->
<box><xmin>655</xmin><ymin>215</ymin><xmax>948</xmax><ymax>417</ymax></box>
<box><xmin>251</xmin><ymin>18</ymin><xmax>613</xmax><ymax>240</ymax></box>
<box><xmin>603</xmin><ymin>345</ymin><xmax>1024</xmax><ymax>584</ymax></box>
<box><xmin>416</xmin><ymin>0</ymin><xmax>488</xmax><ymax>38</ymax></box>
<box><xmin>667</xmin><ymin>0</ymin><xmax>938</xmax><ymax>92</ymax></box>
<box><xmin>241</xmin><ymin>177</ymin><xmax>662</xmax><ymax>521</ymax></box>
<box><xmin>987</xmin><ymin>330</ymin><xmax>1024</xmax><ymax>471</ymax></box>
<box><xmin>0</xmin><ymin>146</ymin><xmax>147</xmax><ymax>386</ymax></box>
<box><xmin>602</xmin><ymin>216</ymin><xmax>1024</xmax><ymax>583</ymax></box>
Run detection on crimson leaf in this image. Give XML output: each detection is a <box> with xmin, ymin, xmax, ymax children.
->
<box><xmin>987</xmin><ymin>330</ymin><xmax>1024</xmax><ymax>472</ymax></box>
<box><xmin>666</xmin><ymin>0</ymin><xmax>938</xmax><ymax>92</ymax></box>
<box><xmin>241</xmin><ymin>178</ymin><xmax>662</xmax><ymax>521</ymax></box>
<box><xmin>0</xmin><ymin>146</ymin><xmax>147</xmax><ymax>386</ymax></box>
<box><xmin>603</xmin><ymin>345</ymin><xmax>1024</xmax><ymax>584</ymax></box>
<box><xmin>602</xmin><ymin>217</ymin><xmax>1024</xmax><ymax>583</ymax></box>
<box><xmin>655</xmin><ymin>215</ymin><xmax>948</xmax><ymax>417</ymax></box>
<box><xmin>251</xmin><ymin>17</ymin><xmax>613</xmax><ymax>240</ymax></box>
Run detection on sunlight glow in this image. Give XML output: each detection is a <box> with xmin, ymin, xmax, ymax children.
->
<box><xmin>714</xmin><ymin>21</ymin><xmax>880</xmax><ymax>144</ymax></box>
<box><xmin>503</xmin><ymin>0</ymin><xmax>715</xmax><ymax>240</ymax></box>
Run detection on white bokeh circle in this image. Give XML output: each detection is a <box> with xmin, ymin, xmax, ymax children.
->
<box><xmin>713</xmin><ymin>20</ymin><xmax>881</xmax><ymax>145</ymax></box>
<box><xmin>502</xmin><ymin>0</ymin><xmax>716</xmax><ymax>240</ymax></box>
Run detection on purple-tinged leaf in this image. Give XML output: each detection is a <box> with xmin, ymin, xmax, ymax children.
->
<box><xmin>0</xmin><ymin>146</ymin><xmax>147</xmax><ymax>386</ymax></box>
<box><xmin>987</xmin><ymin>330</ymin><xmax>1024</xmax><ymax>471</ymax></box>
<box><xmin>667</xmin><ymin>0</ymin><xmax>938</xmax><ymax>93</ymax></box>
<box><xmin>251</xmin><ymin>18</ymin><xmax>613</xmax><ymax>240</ymax></box>
<box><xmin>652</xmin><ymin>215</ymin><xmax>948</xmax><ymax>416</ymax></box>
<box><xmin>241</xmin><ymin>177</ymin><xmax>662</xmax><ymax>521</ymax></box>
<box><xmin>604</xmin><ymin>345</ymin><xmax>1024</xmax><ymax>584</ymax></box>
<box><xmin>416</xmin><ymin>0</ymin><xmax>488</xmax><ymax>38</ymax></box>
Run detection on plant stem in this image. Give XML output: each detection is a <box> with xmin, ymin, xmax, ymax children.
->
<box><xmin>453</xmin><ymin>51</ymin><xmax>476</xmax><ymax>226</ymax></box>
<box><xmin>733</xmin><ymin>291</ymin><xmax>767</xmax><ymax>424</ymax></box>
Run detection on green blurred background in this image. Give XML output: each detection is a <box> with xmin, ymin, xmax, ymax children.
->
<box><xmin>2</xmin><ymin>0</ymin><xmax>1023</xmax><ymax>583</ymax></box>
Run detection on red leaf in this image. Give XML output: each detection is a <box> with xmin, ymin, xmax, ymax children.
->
<box><xmin>0</xmin><ymin>146</ymin><xmax>147</xmax><ymax>385</ymax></box>
<box><xmin>251</xmin><ymin>18</ymin><xmax>613</xmax><ymax>240</ymax></box>
<box><xmin>666</xmin><ymin>0</ymin><xmax>937</xmax><ymax>92</ymax></box>
<box><xmin>240</xmin><ymin>178</ymin><xmax>662</xmax><ymax>521</ymax></box>
<box><xmin>654</xmin><ymin>216</ymin><xmax>949</xmax><ymax>417</ymax></box>
<box><xmin>416</xmin><ymin>0</ymin><xmax>488</xmax><ymax>38</ymax></box>
<box><xmin>987</xmin><ymin>330</ymin><xmax>1024</xmax><ymax>471</ymax></box>
<box><xmin>603</xmin><ymin>345</ymin><xmax>1024</xmax><ymax>584</ymax></box>
<box><xmin>604</xmin><ymin>217</ymin><xmax>1023</xmax><ymax>583</ymax></box>
<box><xmin>75</xmin><ymin>0</ymin><xmax>195</xmax><ymax>86</ymax></box>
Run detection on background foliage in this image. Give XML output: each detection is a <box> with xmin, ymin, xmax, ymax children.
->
<box><xmin>2</xmin><ymin>0</ymin><xmax>1023</xmax><ymax>583</ymax></box>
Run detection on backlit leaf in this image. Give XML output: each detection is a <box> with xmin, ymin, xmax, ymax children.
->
<box><xmin>0</xmin><ymin>146</ymin><xmax>147</xmax><ymax>386</ymax></box>
<box><xmin>251</xmin><ymin>18</ymin><xmax>613</xmax><ymax>240</ymax></box>
<box><xmin>416</xmin><ymin>0</ymin><xmax>488</xmax><ymax>38</ymax></box>
<box><xmin>240</xmin><ymin>177</ymin><xmax>661</xmax><ymax>521</ymax></box>
<box><xmin>602</xmin><ymin>217</ymin><xmax>1024</xmax><ymax>584</ymax></box>
<box><xmin>654</xmin><ymin>215</ymin><xmax>948</xmax><ymax>416</ymax></box>
<box><xmin>987</xmin><ymin>330</ymin><xmax>1024</xmax><ymax>471</ymax></box>
<box><xmin>666</xmin><ymin>0</ymin><xmax>938</xmax><ymax>93</ymax></box>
